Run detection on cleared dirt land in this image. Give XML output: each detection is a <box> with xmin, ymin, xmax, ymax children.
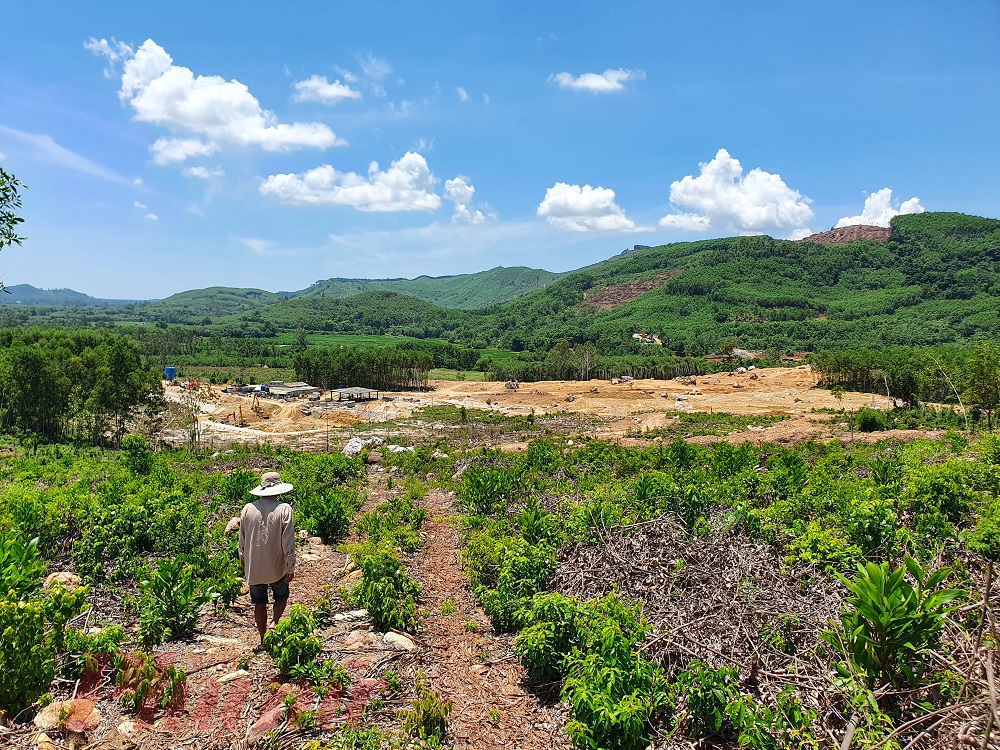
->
<box><xmin>163</xmin><ymin>365</ymin><xmax>908</xmax><ymax>449</ymax></box>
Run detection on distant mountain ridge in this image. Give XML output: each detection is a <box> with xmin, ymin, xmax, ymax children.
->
<box><xmin>0</xmin><ymin>284</ymin><xmax>139</xmax><ymax>307</ymax></box>
<box><xmin>5</xmin><ymin>266</ymin><xmax>561</xmax><ymax>314</ymax></box>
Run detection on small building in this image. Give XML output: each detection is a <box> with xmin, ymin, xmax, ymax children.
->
<box><xmin>267</xmin><ymin>381</ymin><xmax>321</xmax><ymax>399</ymax></box>
<box><xmin>332</xmin><ymin>387</ymin><xmax>380</xmax><ymax>403</ymax></box>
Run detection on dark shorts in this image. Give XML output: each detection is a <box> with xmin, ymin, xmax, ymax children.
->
<box><xmin>249</xmin><ymin>577</ymin><xmax>289</xmax><ymax>605</ymax></box>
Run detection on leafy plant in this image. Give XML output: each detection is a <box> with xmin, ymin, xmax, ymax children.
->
<box><xmin>0</xmin><ymin>533</ymin><xmax>46</xmax><ymax>600</ymax></box>
<box><xmin>726</xmin><ymin>687</ymin><xmax>820</xmax><ymax>749</ymax></box>
<box><xmin>264</xmin><ymin>604</ymin><xmax>323</xmax><ymax>675</ymax></box>
<box><xmin>115</xmin><ymin>651</ymin><xmax>187</xmax><ymax>712</ymax></box>
<box><xmin>137</xmin><ymin>558</ymin><xmax>214</xmax><ymax>649</ymax></box>
<box><xmin>346</xmin><ymin>551</ymin><xmax>421</xmax><ymax>631</ymax></box>
<box><xmin>822</xmin><ymin>556</ymin><xmax>964</xmax><ymax>689</ymax></box>
<box><xmin>398</xmin><ymin>670</ymin><xmax>452</xmax><ymax>743</ymax></box>
<box><xmin>670</xmin><ymin>661</ymin><xmax>739</xmax><ymax>737</ymax></box>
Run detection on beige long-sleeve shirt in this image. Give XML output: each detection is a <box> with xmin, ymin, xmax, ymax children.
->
<box><xmin>238</xmin><ymin>499</ymin><xmax>296</xmax><ymax>586</ymax></box>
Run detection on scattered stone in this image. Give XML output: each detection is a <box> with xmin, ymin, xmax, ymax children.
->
<box><xmin>431</xmin><ymin>449</ymin><xmax>448</xmax><ymax>459</ymax></box>
<box><xmin>388</xmin><ymin>445</ymin><xmax>415</xmax><ymax>454</ymax></box>
<box><xmin>341</xmin><ymin>569</ymin><xmax>363</xmax><ymax>585</ymax></box>
<box><xmin>117</xmin><ymin>720</ymin><xmax>144</xmax><ymax>739</ymax></box>
<box><xmin>567</xmin><ymin>440</ymin><xmax>574</xmax><ymax>446</ymax></box>
<box><xmin>343</xmin><ymin>630</ymin><xmax>379</xmax><ymax>650</ymax></box>
<box><xmin>426</xmin><ymin>472</ymin><xmax>436</xmax><ymax>480</ymax></box>
<box><xmin>218</xmin><ymin>669</ymin><xmax>250</xmax><ymax>683</ymax></box>
<box><xmin>343</xmin><ymin>436</ymin><xmax>385</xmax><ymax>457</ymax></box>
<box><xmin>334</xmin><ymin>609</ymin><xmax>368</xmax><ymax>622</ymax></box>
<box><xmin>365</xmin><ymin>451</ymin><xmax>383</xmax><ymax>464</ymax></box>
<box><xmin>34</xmin><ymin>699</ymin><xmax>100</xmax><ymax>733</ymax></box>
<box><xmin>196</xmin><ymin>634</ymin><xmax>242</xmax><ymax>645</ymax></box>
<box><xmin>43</xmin><ymin>572</ymin><xmax>81</xmax><ymax>589</ymax></box>
<box><xmin>470</xmin><ymin>664</ymin><xmax>488</xmax><ymax>674</ymax></box>
<box><xmin>383</xmin><ymin>631</ymin><xmax>418</xmax><ymax>652</ymax></box>
<box><xmin>248</xmin><ymin>704</ymin><xmax>285</xmax><ymax>744</ymax></box>
<box><xmin>301</xmin><ymin>553</ymin><xmax>321</xmax><ymax>562</ymax></box>
<box><xmin>224</xmin><ymin>517</ymin><xmax>241</xmax><ymax>535</ymax></box>
<box><xmin>298</xmin><ymin>530</ymin><xmax>309</xmax><ymax>539</ymax></box>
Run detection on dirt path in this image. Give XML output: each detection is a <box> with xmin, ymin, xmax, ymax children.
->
<box><xmin>408</xmin><ymin>489</ymin><xmax>571</xmax><ymax>750</ymax></box>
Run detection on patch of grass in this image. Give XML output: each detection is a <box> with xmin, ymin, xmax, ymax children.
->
<box><xmin>429</xmin><ymin>368</ymin><xmax>487</xmax><ymax>381</ymax></box>
<box><xmin>627</xmin><ymin>410</ymin><xmax>787</xmax><ymax>438</ymax></box>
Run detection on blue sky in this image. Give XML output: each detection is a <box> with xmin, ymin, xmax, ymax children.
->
<box><xmin>1</xmin><ymin>1</ymin><xmax>998</xmax><ymax>299</ymax></box>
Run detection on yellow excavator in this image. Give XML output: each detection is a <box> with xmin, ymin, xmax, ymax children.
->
<box><xmin>250</xmin><ymin>393</ymin><xmax>271</xmax><ymax>419</ymax></box>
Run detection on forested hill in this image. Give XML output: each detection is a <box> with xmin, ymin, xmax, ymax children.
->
<box><xmin>133</xmin><ymin>287</ymin><xmax>287</xmax><ymax>323</ymax></box>
<box><xmin>294</xmin><ymin>266</ymin><xmax>561</xmax><ymax>309</ymax></box>
<box><xmin>217</xmin><ymin>211</ymin><xmax>1000</xmax><ymax>355</ymax></box>
<box><xmin>0</xmin><ymin>284</ymin><xmax>137</xmax><ymax>307</ymax></box>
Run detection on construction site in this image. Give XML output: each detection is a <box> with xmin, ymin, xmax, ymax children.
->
<box><xmin>159</xmin><ymin>365</ymin><xmax>910</xmax><ymax>450</ymax></box>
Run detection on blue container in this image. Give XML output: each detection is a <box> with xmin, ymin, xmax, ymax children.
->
<box><xmin>164</xmin><ymin>366</ymin><xmax>177</xmax><ymax>382</ymax></box>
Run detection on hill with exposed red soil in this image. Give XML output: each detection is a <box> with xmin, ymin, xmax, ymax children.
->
<box><xmin>798</xmin><ymin>224</ymin><xmax>891</xmax><ymax>244</ymax></box>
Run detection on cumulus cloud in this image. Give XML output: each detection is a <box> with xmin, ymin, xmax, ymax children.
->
<box><xmin>445</xmin><ymin>176</ymin><xmax>492</xmax><ymax>225</ymax></box>
<box><xmin>88</xmin><ymin>38</ymin><xmax>343</xmax><ymax>163</ymax></box>
<box><xmin>293</xmin><ymin>75</ymin><xmax>361</xmax><ymax>104</ymax></box>
<box><xmin>133</xmin><ymin>200</ymin><xmax>147</xmax><ymax>209</ymax></box>
<box><xmin>537</xmin><ymin>182</ymin><xmax>643</xmax><ymax>232</ymax></box>
<box><xmin>259</xmin><ymin>151</ymin><xmax>441</xmax><ymax>212</ymax></box>
<box><xmin>658</xmin><ymin>149</ymin><xmax>814</xmax><ymax>237</ymax></box>
<box><xmin>835</xmin><ymin>188</ymin><xmax>925</xmax><ymax>228</ymax></box>
<box><xmin>182</xmin><ymin>166</ymin><xmax>225</xmax><ymax>179</ymax></box>
<box><xmin>83</xmin><ymin>37</ymin><xmax>133</xmax><ymax>78</ymax></box>
<box><xmin>456</xmin><ymin>87</ymin><xmax>469</xmax><ymax>103</ymax></box>
<box><xmin>145</xmin><ymin>213</ymin><xmax>159</xmax><ymax>220</ymax></box>
<box><xmin>547</xmin><ymin>68</ymin><xmax>645</xmax><ymax>93</ymax></box>
<box><xmin>149</xmin><ymin>137</ymin><xmax>219</xmax><ymax>165</ymax></box>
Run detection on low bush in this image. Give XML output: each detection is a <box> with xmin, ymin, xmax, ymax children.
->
<box><xmin>346</xmin><ymin>551</ymin><xmax>421</xmax><ymax>631</ymax></box>
<box><xmin>264</xmin><ymin>604</ymin><xmax>323</xmax><ymax>675</ymax></box>
<box><xmin>137</xmin><ymin>558</ymin><xmax>215</xmax><ymax>649</ymax></box>
<box><xmin>398</xmin><ymin>669</ymin><xmax>452</xmax><ymax>743</ymax></box>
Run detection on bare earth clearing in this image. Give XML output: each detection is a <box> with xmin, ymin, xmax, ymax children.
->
<box><xmin>162</xmin><ymin>366</ymin><xmax>921</xmax><ymax>451</ymax></box>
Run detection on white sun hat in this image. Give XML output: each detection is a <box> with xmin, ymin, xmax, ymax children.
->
<box><xmin>249</xmin><ymin>471</ymin><xmax>294</xmax><ymax>497</ymax></box>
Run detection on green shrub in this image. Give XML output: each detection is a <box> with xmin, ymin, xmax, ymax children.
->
<box><xmin>725</xmin><ymin>687</ymin><xmax>820</xmax><ymax>749</ymax></box>
<box><xmin>855</xmin><ymin>408</ymin><xmax>888</xmax><ymax>432</ymax></box>
<box><xmin>478</xmin><ymin>538</ymin><xmax>555</xmax><ymax>632</ymax></box>
<box><xmin>460</xmin><ymin>464</ymin><xmax>522</xmax><ymax>515</ymax></box>
<box><xmin>264</xmin><ymin>604</ymin><xmax>323</xmax><ymax>675</ymax></box>
<box><xmin>822</xmin><ymin>556</ymin><xmax>964</xmax><ymax>689</ymax></box>
<box><xmin>670</xmin><ymin>660</ymin><xmax>739</xmax><ymax>737</ymax></box>
<box><xmin>399</xmin><ymin>670</ymin><xmax>452</xmax><ymax>743</ymax></box>
<box><xmin>137</xmin><ymin>559</ymin><xmax>214</xmax><ymax>649</ymax></box>
<box><xmin>63</xmin><ymin>624</ymin><xmax>126</xmax><ymax>680</ymax></box>
<box><xmin>0</xmin><ymin>533</ymin><xmax>46</xmax><ymax>600</ymax></box>
<box><xmin>121</xmin><ymin>435</ymin><xmax>155</xmax><ymax>475</ymax></box>
<box><xmin>0</xmin><ymin>582</ymin><xmax>89</xmax><ymax>716</ymax></box>
<box><xmin>299</xmin><ymin>487</ymin><xmax>361</xmax><ymax>543</ymax></box>
<box><xmin>347</xmin><ymin>551</ymin><xmax>421</xmax><ymax>631</ymax></box>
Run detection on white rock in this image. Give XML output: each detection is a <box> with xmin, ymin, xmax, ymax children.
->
<box><xmin>384</xmin><ymin>631</ymin><xmax>418</xmax><ymax>652</ymax></box>
<box><xmin>218</xmin><ymin>669</ymin><xmax>250</xmax><ymax>683</ymax></box>
<box><xmin>333</xmin><ymin>609</ymin><xmax>369</xmax><ymax>622</ymax></box>
<box><xmin>301</xmin><ymin>553</ymin><xmax>321</xmax><ymax>562</ymax></box>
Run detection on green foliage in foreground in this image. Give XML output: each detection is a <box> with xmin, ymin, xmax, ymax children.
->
<box><xmin>823</xmin><ymin>557</ymin><xmax>963</xmax><ymax>689</ymax></box>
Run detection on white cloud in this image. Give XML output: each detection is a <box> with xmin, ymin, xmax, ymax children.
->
<box><xmin>150</xmin><ymin>137</ymin><xmax>219</xmax><ymax>165</ymax></box>
<box><xmin>358</xmin><ymin>54</ymin><xmax>392</xmax><ymax>81</ymax></box>
<box><xmin>537</xmin><ymin>182</ymin><xmax>644</xmax><ymax>232</ymax></box>
<box><xmin>133</xmin><ymin>200</ymin><xmax>147</xmax><ymax>209</ymax></box>
<box><xmin>445</xmin><ymin>176</ymin><xmax>492</xmax><ymax>225</ymax></box>
<box><xmin>182</xmin><ymin>166</ymin><xmax>225</xmax><ymax>179</ymax></box>
<box><xmin>89</xmin><ymin>38</ymin><xmax>344</xmax><ymax>163</ymax></box>
<box><xmin>658</xmin><ymin>148</ymin><xmax>814</xmax><ymax>237</ymax></box>
<box><xmin>133</xmin><ymin>177</ymin><xmax>143</xmax><ymax>186</ymax></box>
<box><xmin>260</xmin><ymin>151</ymin><xmax>442</xmax><ymax>212</ymax></box>
<box><xmin>456</xmin><ymin>87</ymin><xmax>469</xmax><ymax>103</ymax></box>
<box><xmin>547</xmin><ymin>68</ymin><xmax>645</xmax><ymax>94</ymax></box>
<box><xmin>293</xmin><ymin>75</ymin><xmax>361</xmax><ymax>104</ymax></box>
<box><xmin>483</xmin><ymin>94</ymin><xmax>490</xmax><ymax>105</ymax></box>
<box><xmin>145</xmin><ymin>213</ymin><xmax>159</xmax><ymax>221</ymax></box>
<box><xmin>83</xmin><ymin>37</ymin><xmax>133</xmax><ymax>78</ymax></box>
<box><xmin>235</xmin><ymin>237</ymin><xmax>274</xmax><ymax>255</ymax></box>
<box><xmin>0</xmin><ymin>125</ymin><xmax>130</xmax><ymax>184</ymax></box>
<box><xmin>835</xmin><ymin>188</ymin><xmax>925</xmax><ymax>228</ymax></box>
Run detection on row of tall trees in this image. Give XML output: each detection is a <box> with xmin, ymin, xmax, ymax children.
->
<box><xmin>293</xmin><ymin>346</ymin><xmax>433</xmax><ymax>391</ymax></box>
<box><xmin>0</xmin><ymin>329</ymin><xmax>162</xmax><ymax>443</ymax></box>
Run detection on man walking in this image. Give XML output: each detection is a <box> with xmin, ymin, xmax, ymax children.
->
<box><xmin>238</xmin><ymin>471</ymin><xmax>296</xmax><ymax>650</ymax></box>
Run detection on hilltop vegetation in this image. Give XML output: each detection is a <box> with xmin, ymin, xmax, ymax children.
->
<box><xmin>7</xmin><ymin>212</ymin><xmax>1000</xmax><ymax>360</ymax></box>
<box><xmin>296</xmin><ymin>266</ymin><xmax>561</xmax><ymax>309</ymax></box>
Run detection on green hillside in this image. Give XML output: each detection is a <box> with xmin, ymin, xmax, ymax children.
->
<box><xmin>133</xmin><ymin>287</ymin><xmax>286</xmax><ymax>323</ymax></box>
<box><xmin>294</xmin><ymin>266</ymin><xmax>560</xmax><ymax>309</ymax></box>
<box><xmin>0</xmin><ymin>284</ymin><xmax>136</xmax><ymax>307</ymax></box>
<box><xmin>219</xmin><ymin>212</ymin><xmax>1000</xmax><ymax>355</ymax></box>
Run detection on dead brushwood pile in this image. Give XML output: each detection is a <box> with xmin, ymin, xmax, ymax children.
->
<box><xmin>549</xmin><ymin>519</ymin><xmax>1000</xmax><ymax>749</ymax></box>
